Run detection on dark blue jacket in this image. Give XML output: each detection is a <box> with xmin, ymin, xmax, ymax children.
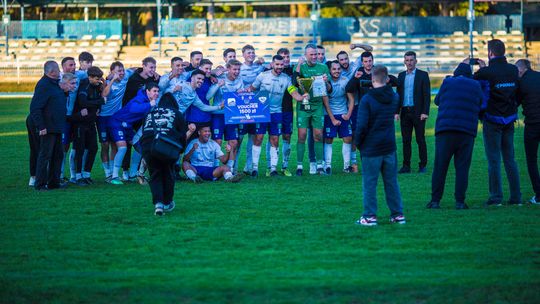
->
<box><xmin>29</xmin><ymin>75</ymin><xmax>67</xmax><ymax>133</ymax></box>
<box><xmin>186</xmin><ymin>76</ymin><xmax>213</xmax><ymax>123</ymax></box>
<box><xmin>354</xmin><ymin>85</ymin><xmax>399</xmax><ymax>157</ymax></box>
<box><xmin>434</xmin><ymin>75</ymin><xmax>483</xmax><ymax>137</ymax></box>
<box><xmin>112</xmin><ymin>89</ymin><xmax>153</xmax><ymax>129</ymax></box>
<box><xmin>474</xmin><ymin>56</ymin><xmax>519</xmax><ymax>125</ymax></box>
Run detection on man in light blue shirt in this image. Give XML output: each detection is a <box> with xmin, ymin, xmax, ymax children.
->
<box><xmin>99</xmin><ymin>61</ymin><xmax>134</xmax><ymax>181</ymax></box>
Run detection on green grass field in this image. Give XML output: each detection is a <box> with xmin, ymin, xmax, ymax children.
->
<box><xmin>1</xmin><ymin>97</ymin><xmax>539</xmax><ymax>303</ymax></box>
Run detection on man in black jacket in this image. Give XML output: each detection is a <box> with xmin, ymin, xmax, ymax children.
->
<box><xmin>71</xmin><ymin>66</ymin><xmax>105</xmax><ymax>185</ymax></box>
<box><xmin>473</xmin><ymin>39</ymin><xmax>521</xmax><ymax>206</ymax></box>
<box><xmin>29</xmin><ymin>61</ymin><xmax>66</xmax><ymax>191</ymax></box>
<box><xmin>516</xmin><ymin>59</ymin><xmax>540</xmax><ymax>204</ymax></box>
<box><xmin>396</xmin><ymin>51</ymin><xmax>431</xmax><ymax>173</ymax></box>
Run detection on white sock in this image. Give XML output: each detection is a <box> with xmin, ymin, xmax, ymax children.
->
<box><xmin>122</xmin><ymin>171</ymin><xmax>129</xmax><ymax>180</ymax></box>
<box><xmin>265</xmin><ymin>140</ymin><xmax>271</xmax><ymax>169</ymax></box>
<box><xmin>270</xmin><ymin>146</ymin><xmax>278</xmax><ymax>171</ymax></box>
<box><xmin>351</xmin><ymin>149</ymin><xmax>357</xmax><ymax>165</ymax></box>
<box><xmin>112</xmin><ymin>146</ymin><xmax>127</xmax><ymax>179</ymax></box>
<box><xmin>69</xmin><ymin>149</ymin><xmax>76</xmax><ymax>179</ymax></box>
<box><xmin>324</xmin><ymin>143</ymin><xmax>333</xmax><ymax>169</ymax></box>
<box><xmin>245</xmin><ymin>136</ymin><xmax>253</xmax><ymax>171</ymax></box>
<box><xmin>252</xmin><ymin>145</ymin><xmax>261</xmax><ymax>171</ymax></box>
<box><xmin>76</xmin><ymin>173</ymin><xmax>82</xmax><ymax>180</ymax></box>
<box><xmin>129</xmin><ymin>150</ymin><xmax>142</xmax><ymax>177</ymax></box>
<box><xmin>82</xmin><ymin>171</ymin><xmax>91</xmax><ymax>178</ymax></box>
<box><xmin>282</xmin><ymin>141</ymin><xmax>291</xmax><ymax>169</ymax></box>
<box><xmin>297</xmin><ymin>164</ymin><xmax>303</xmax><ymax>169</ymax></box>
<box><xmin>227</xmin><ymin>160</ymin><xmax>235</xmax><ymax>170</ymax></box>
<box><xmin>185</xmin><ymin>169</ymin><xmax>196</xmax><ymax>180</ymax></box>
<box><xmin>342</xmin><ymin>143</ymin><xmax>351</xmax><ymax>169</ymax></box>
<box><xmin>224</xmin><ymin>171</ymin><xmax>233</xmax><ymax>180</ymax></box>
<box><xmin>102</xmin><ymin>162</ymin><xmax>111</xmax><ymax>177</ymax></box>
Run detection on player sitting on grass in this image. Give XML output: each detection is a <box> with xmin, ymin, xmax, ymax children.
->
<box><xmin>182</xmin><ymin>126</ymin><xmax>243</xmax><ymax>183</ymax></box>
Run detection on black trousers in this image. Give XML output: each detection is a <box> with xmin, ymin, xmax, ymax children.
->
<box><xmin>524</xmin><ymin>123</ymin><xmax>540</xmax><ymax>198</ymax></box>
<box><xmin>26</xmin><ymin>116</ymin><xmax>40</xmax><ymax>177</ymax></box>
<box><xmin>400</xmin><ymin>107</ymin><xmax>427</xmax><ymax>168</ymax></box>
<box><xmin>73</xmin><ymin>123</ymin><xmax>98</xmax><ymax>175</ymax></box>
<box><xmin>35</xmin><ymin>133</ymin><xmax>63</xmax><ymax>189</ymax></box>
<box><xmin>431</xmin><ymin>131</ymin><xmax>475</xmax><ymax>203</ymax></box>
<box><xmin>143</xmin><ymin>152</ymin><xmax>176</xmax><ymax>205</ymax></box>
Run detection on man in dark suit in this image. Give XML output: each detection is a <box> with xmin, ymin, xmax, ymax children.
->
<box><xmin>396</xmin><ymin>51</ymin><xmax>431</xmax><ymax>173</ymax></box>
<box><xmin>516</xmin><ymin>59</ymin><xmax>540</xmax><ymax>204</ymax></box>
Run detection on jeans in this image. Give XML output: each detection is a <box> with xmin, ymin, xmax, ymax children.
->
<box><xmin>361</xmin><ymin>151</ymin><xmax>403</xmax><ymax>217</ymax></box>
<box><xmin>431</xmin><ymin>131</ymin><xmax>475</xmax><ymax>204</ymax></box>
<box><xmin>524</xmin><ymin>123</ymin><xmax>540</xmax><ymax>198</ymax></box>
<box><xmin>35</xmin><ymin>133</ymin><xmax>63</xmax><ymax>189</ymax></box>
<box><xmin>482</xmin><ymin>121</ymin><xmax>521</xmax><ymax>203</ymax></box>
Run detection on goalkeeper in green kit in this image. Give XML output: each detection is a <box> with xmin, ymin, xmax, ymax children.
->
<box><xmin>293</xmin><ymin>44</ymin><xmax>332</xmax><ymax>176</ymax></box>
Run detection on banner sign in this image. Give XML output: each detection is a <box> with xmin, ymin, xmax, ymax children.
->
<box><xmin>224</xmin><ymin>91</ymin><xmax>270</xmax><ymax>124</ymax></box>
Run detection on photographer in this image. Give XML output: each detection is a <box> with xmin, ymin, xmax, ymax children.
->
<box><xmin>139</xmin><ymin>93</ymin><xmax>195</xmax><ymax>216</ymax></box>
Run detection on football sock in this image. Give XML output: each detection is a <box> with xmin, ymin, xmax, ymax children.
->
<box><xmin>342</xmin><ymin>143</ymin><xmax>352</xmax><ymax>169</ymax></box>
<box><xmin>351</xmin><ymin>149</ymin><xmax>357</xmax><ymax>165</ymax></box>
<box><xmin>270</xmin><ymin>146</ymin><xmax>278</xmax><ymax>171</ymax></box>
<box><xmin>297</xmin><ymin>141</ymin><xmax>305</xmax><ymax>165</ymax></box>
<box><xmin>227</xmin><ymin>160</ymin><xmax>235</xmax><ymax>170</ymax></box>
<box><xmin>324</xmin><ymin>143</ymin><xmax>333</xmax><ymax>169</ymax></box>
<box><xmin>102</xmin><ymin>161</ymin><xmax>111</xmax><ymax>177</ymax></box>
<box><xmin>265</xmin><ymin>140</ymin><xmax>271</xmax><ymax>169</ymax></box>
<box><xmin>129</xmin><ymin>150</ymin><xmax>142</xmax><ymax>178</ymax></box>
<box><xmin>251</xmin><ymin>145</ymin><xmax>261</xmax><ymax>171</ymax></box>
<box><xmin>282</xmin><ymin>141</ymin><xmax>291</xmax><ymax>169</ymax></box>
<box><xmin>112</xmin><ymin>146</ymin><xmax>127</xmax><ymax>179</ymax></box>
<box><xmin>224</xmin><ymin>171</ymin><xmax>233</xmax><ymax>180</ymax></box>
<box><xmin>244</xmin><ymin>136</ymin><xmax>253</xmax><ymax>172</ymax></box>
<box><xmin>315</xmin><ymin>141</ymin><xmax>324</xmax><ymax>167</ymax></box>
<box><xmin>185</xmin><ymin>169</ymin><xmax>197</xmax><ymax>181</ymax></box>
<box><xmin>69</xmin><ymin>149</ymin><xmax>76</xmax><ymax>179</ymax></box>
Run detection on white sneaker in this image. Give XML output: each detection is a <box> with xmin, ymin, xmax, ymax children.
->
<box><xmin>530</xmin><ymin>196</ymin><xmax>539</xmax><ymax>205</ymax></box>
<box><xmin>309</xmin><ymin>162</ymin><xmax>317</xmax><ymax>175</ymax></box>
<box><xmin>28</xmin><ymin>176</ymin><xmax>35</xmax><ymax>187</ymax></box>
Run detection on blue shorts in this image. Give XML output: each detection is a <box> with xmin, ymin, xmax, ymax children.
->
<box><xmin>351</xmin><ymin>104</ymin><xmax>359</xmax><ymax>132</ymax></box>
<box><xmin>211</xmin><ymin>114</ymin><xmax>239</xmax><ymax>141</ymax></box>
<box><xmin>239</xmin><ymin>123</ymin><xmax>256</xmax><ymax>136</ymax></box>
<box><xmin>110</xmin><ymin>123</ymin><xmax>135</xmax><ymax>143</ymax></box>
<box><xmin>282</xmin><ymin>111</ymin><xmax>293</xmax><ymax>135</ymax></box>
<box><xmin>193</xmin><ymin>165</ymin><xmax>217</xmax><ymax>181</ymax></box>
<box><xmin>324</xmin><ymin>115</ymin><xmax>353</xmax><ymax>138</ymax></box>
<box><xmin>97</xmin><ymin>116</ymin><xmax>114</xmax><ymax>143</ymax></box>
<box><xmin>61</xmin><ymin>121</ymin><xmax>73</xmax><ymax>145</ymax></box>
<box><xmin>255</xmin><ymin>112</ymin><xmax>283</xmax><ymax>136</ymax></box>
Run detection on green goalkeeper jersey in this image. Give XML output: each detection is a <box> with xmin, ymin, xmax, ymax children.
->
<box><xmin>297</xmin><ymin>62</ymin><xmax>330</xmax><ymax>111</ymax></box>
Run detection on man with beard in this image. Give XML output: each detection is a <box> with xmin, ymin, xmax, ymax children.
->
<box><xmin>248</xmin><ymin>55</ymin><xmax>307</xmax><ymax>176</ymax></box>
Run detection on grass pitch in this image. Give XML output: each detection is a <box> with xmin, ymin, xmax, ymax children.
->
<box><xmin>0</xmin><ymin>98</ymin><xmax>539</xmax><ymax>303</ymax></box>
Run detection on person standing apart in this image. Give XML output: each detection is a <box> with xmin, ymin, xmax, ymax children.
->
<box><xmin>396</xmin><ymin>51</ymin><xmax>431</xmax><ymax>174</ymax></box>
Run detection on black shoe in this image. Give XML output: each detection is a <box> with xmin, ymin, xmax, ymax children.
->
<box><xmin>426</xmin><ymin>201</ymin><xmax>440</xmax><ymax>209</ymax></box>
<box><xmin>507</xmin><ymin>200</ymin><xmax>523</xmax><ymax>206</ymax></box>
<box><xmin>485</xmin><ymin>200</ymin><xmax>502</xmax><ymax>207</ymax></box>
<box><xmin>251</xmin><ymin>170</ymin><xmax>258</xmax><ymax>178</ymax></box>
<box><xmin>418</xmin><ymin>167</ymin><xmax>427</xmax><ymax>173</ymax></box>
<box><xmin>84</xmin><ymin>177</ymin><xmax>94</xmax><ymax>185</ymax></box>
<box><xmin>455</xmin><ymin>202</ymin><xmax>469</xmax><ymax>210</ymax></box>
<box><xmin>48</xmin><ymin>182</ymin><xmax>68</xmax><ymax>189</ymax></box>
<box><xmin>75</xmin><ymin>178</ymin><xmax>88</xmax><ymax>186</ymax></box>
<box><xmin>398</xmin><ymin>166</ymin><xmax>411</xmax><ymax>174</ymax></box>
<box><xmin>296</xmin><ymin>168</ymin><xmax>303</xmax><ymax>176</ymax></box>
<box><xmin>325</xmin><ymin>167</ymin><xmax>332</xmax><ymax>175</ymax></box>
<box><xmin>35</xmin><ymin>186</ymin><xmax>49</xmax><ymax>191</ymax></box>
<box><xmin>269</xmin><ymin>170</ymin><xmax>278</xmax><ymax>177</ymax></box>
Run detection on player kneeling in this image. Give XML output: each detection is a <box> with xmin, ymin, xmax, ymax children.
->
<box><xmin>182</xmin><ymin>126</ymin><xmax>243</xmax><ymax>183</ymax></box>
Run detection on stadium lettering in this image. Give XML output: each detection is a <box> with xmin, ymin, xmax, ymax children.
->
<box><xmin>358</xmin><ymin>19</ymin><xmax>381</xmax><ymax>35</ymax></box>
